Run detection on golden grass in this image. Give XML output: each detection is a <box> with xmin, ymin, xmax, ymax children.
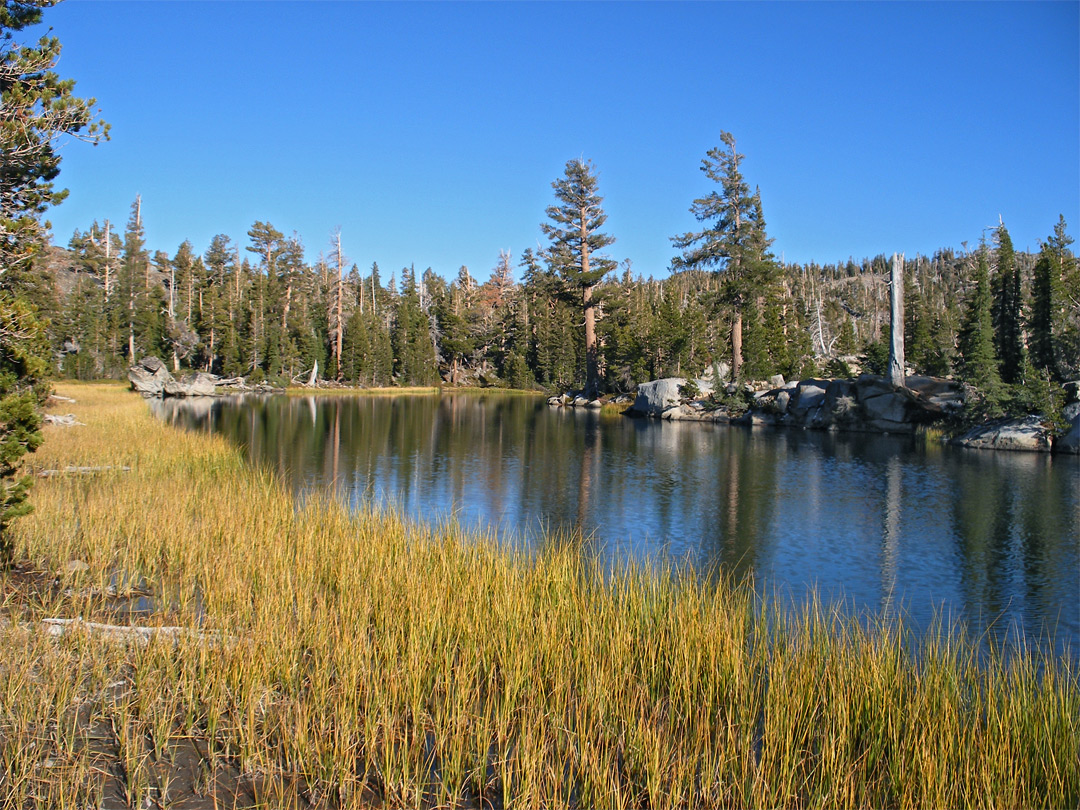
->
<box><xmin>2</xmin><ymin>383</ymin><xmax>1077</xmax><ymax>808</ymax></box>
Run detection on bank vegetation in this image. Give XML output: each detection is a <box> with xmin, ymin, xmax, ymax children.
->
<box><xmin>1</xmin><ymin>383</ymin><xmax>1076</xmax><ymax>808</ymax></box>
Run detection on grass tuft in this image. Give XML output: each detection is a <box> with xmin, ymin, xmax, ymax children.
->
<box><xmin>2</xmin><ymin>383</ymin><xmax>1077</xmax><ymax>808</ymax></box>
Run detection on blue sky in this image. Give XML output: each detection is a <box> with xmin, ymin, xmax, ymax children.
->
<box><xmin>31</xmin><ymin>1</ymin><xmax>1080</xmax><ymax>280</ymax></box>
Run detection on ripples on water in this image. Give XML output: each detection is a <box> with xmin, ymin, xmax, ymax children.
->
<box><xmin>152</xmin><ymin>392</ymin><xmax>1080</xmax><ymax>659</ymax></box>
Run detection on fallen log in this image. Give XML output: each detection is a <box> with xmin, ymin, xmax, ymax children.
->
<box><xmin>43</xmin><ymin>413</ymin><xmax>84</xmax><ymax>426</ymax></box>
<box><xmin>40</xmin><ymin>618</ymin><xmax>222</xmax><ymax>645</ymax></box>
<box><xmin>38</xmin><ymin>465</ymin><xmax>132</xmax><ymax>478</ymax></box>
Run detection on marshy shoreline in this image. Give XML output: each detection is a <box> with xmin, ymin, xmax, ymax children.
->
<box><xmin>3</xmin><ymin>382</ymin><xmax>1077</xmax><ymax>809</ymax></box>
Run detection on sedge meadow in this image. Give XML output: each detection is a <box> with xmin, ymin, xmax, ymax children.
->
<box><xmin>1</xmin><ymin>383</ymin><xmax>1076</xmax><ymax>808</ymax></box>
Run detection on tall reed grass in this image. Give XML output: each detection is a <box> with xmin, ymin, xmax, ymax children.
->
<box><xmin>2</xmin><ymin>382</ymin><xmax>1076</xmax><ymax>808</ymax></box>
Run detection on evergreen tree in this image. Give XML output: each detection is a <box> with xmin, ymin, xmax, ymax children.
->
<box><xmin>541</xmin><ymin>158</ymin><xmax>616</xmax><ymax>398</ymax></box>
<box><xmin>392</xmin><ymin>265</ymin><xmax>436</xmax><ymax>385</ymax></box>
<box><xmin>1029</xmin><ymin>216</ymin><xmax>1073</xmax><ymax>380</ymax></box>
<box><xmin>958</xmin><ymin>246</ymin><xmax>1004</xmax><ymax>405</ymax></box>
<box><xmin>117</xmin><ymin>197</ymin><xmax>148</xmax><ymax>363</ymax></box>
<box><xmin>672</xmin><ymin>133</ymin><xmax>776</xmax><ymax>381</ymax></box>
<box><xmin>1</xmin><ymin>0</ymin><xmax>107</xmax><ymax>562</ymax></box>
<box><xmin>991</xmin><ymin>223</ymin><xmax>1024</xmax><ymax>384</ymax></box>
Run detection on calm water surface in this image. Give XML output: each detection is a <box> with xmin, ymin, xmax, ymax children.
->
<box><xmin>152</xmin><ymin>392</ymin><xmax>1080</xmax><ymax>657</ymax></box>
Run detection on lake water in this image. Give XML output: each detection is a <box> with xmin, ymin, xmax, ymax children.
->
<box><xmin>152</xmin><ymin>392</ymin><xmax>1080</xmax><ymax>658</ymax></box>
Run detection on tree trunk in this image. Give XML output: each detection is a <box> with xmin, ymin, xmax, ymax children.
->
<box><xmin>334</xmin><ymin>234</ymin><xmax>345</xmax><ymax>380</ymax></box>
<box><xmin>583</xmin><ymin>284</ymin><xmax>598</xmax><ymax>398</ymax></box>
<box><xmin>888</xmin><ymin>252</ymin><xmax>905</xmax><ymax>386</ymax></box>
<box><xmin>731</xmin><ymin>306</ymin><xmax>743</xmax><ymax>382</ymax></box>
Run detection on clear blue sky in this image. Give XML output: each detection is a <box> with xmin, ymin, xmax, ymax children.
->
<box><xmin>31</xmin><ymin>1</ymin><xmax>1080</xmax><ymax>280</ymax></box>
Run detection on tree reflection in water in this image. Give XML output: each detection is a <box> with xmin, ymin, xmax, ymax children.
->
<box><xmin>151</xmin><ymin>393</ymin><xmax>1080</xmax><ymax>658</ymax></box>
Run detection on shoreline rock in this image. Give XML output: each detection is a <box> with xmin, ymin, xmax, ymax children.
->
<box><xmin>129</xmin><ymin>356</ymin><xmax>284</xmax><ymax>398</ymax></box>
<box><xmin>623</xmin><ymin>372</ymin><xmax>1078</xmax><ymax>454</ymax></box>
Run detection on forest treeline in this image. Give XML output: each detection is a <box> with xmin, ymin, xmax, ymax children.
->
<box><xmin>40</xmin><ymin>199</ymin><xmax>1080</xmax><ymax>412</ymax></box>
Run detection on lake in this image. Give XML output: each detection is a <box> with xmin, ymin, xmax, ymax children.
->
<box><xmin>151</xmin><ymin>392</ymin><xmax>1080</xmax><ymax>658</ymax></box>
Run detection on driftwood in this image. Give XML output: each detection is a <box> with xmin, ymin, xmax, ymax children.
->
<box><xmin>48</xmin><ymin>394</ymin><xmax>77</xmax><ymax>404</ymax></box>
<box><xmin>38</xmin><ymin>465</ymin><xmax>131</xmax><ymax>478</ymax></box>
<box><xmin>43</xmin><ymin>413</ymin><xmax>84</xmax><ymax>427</ymax></box>
<box><xmin>40</xmin><ymin>618</ymin><xmax>222</xmax><ymax>645</ymax></box>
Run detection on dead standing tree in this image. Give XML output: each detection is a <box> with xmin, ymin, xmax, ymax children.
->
<box><xmin>888</xmin><ymin>252</ymin><xmax>905</xmax><ymax>386</ymax></box>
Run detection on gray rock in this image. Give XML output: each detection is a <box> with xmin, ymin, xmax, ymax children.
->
<box><xmin>547</xmin><ymin>396</ymin><xmax>562</xmax><ymax>407</ymax></box>
<box><xmin>163</xmin><ymin>372</ymin><xmax>219</xmax><ymax>397</ymax></box>
<box><xmin>768</xmin><ymin>374</ymin><xmax>785</xmax><ymax>389</ymax></box>
<box><xmin>1056</xmin><ymin>410</ymin><xmax>1080</xmax><ymax>454</ymax></box>
<box><xmin>905</xmin><ymin>375</ymin><xmax>965</xmax><ymax>414</ymax></box>
<box><xmin>572</xmin><ymin>396</ymin><xmax>590</xmax><ymax>408</ymax></box>
<box><xmin>791</xmin><ymin>380</ymin><xmax>828</xmax><ymax>415</ymax></box>
<box><xmin>854</xmin><ymin>374</ymin><xmax>895</xmax><ymax>402</ymax></box>
<box><xmin>952</xmin><ymin>416</ymin><xmax>1052</xmax><ymax>452</ymax></box>
<box><xmin>862</xmin><ymin>391</ymin><xmax>909</xmax><ymax>425</ymax></box>
<box><xmin>629</xmin><ymin>378</ymin><xmax>686</xmax><ymax>417</ymax></box>
<box><xmin>775</xmin><ymin>390</ymin><xmax>790</xmax><ymax>414</ymax></box>
<box><xmin>128</xmin><ymin>356</ymin><xmax>173</xmax><ymax>397</ymax></box>
<box><xmin>139</xmin><ymin>356</ymin><xmax>167</xmax><ymax>373</ymax></box>
<box><xmin>586</xmin><ymin>399</ymin><xmax>603</xmax><ymax>409</ymax></box>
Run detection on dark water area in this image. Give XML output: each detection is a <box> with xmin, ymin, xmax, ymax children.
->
<box><xmin>152</xmin><ymin>392</ymin><xmax>1080</xmax><ymax>659</ymax></box>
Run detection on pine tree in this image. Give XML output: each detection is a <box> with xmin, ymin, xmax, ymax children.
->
<box><xmin>118</xmin><ymin>197</ymin><xmax>147</xmax><ymax>363</ymax></box>
<box><xmin>991</xmin><ymin>223</ymin><xmax>1024</xmax><ymax>384</ymax></box>
<box><xmin>392</xmin><ymin>266</ymin><xmax>436</xmax><ymax>385</ymax></box>
<box><xmin>672</xmin><ymin>133</ymin><xmax>776</xmax><ymax>381</ymax></box>
<box><xmin>1029</xmin><ymin>216</ymin><xmax>1073</xmax><ymax>380</ymax></box>
<box><xmin>1</xmin><ymin>0</ymin><xmax>107</xmax><ymax>562</ymax></box>
<box><xmin>959</xmin><ymin>246</ymin><xmax>1004</xmax><ymax>406</ymax></box>
<box><xmin>541</xmin><ymin>158</ymin><xmax>616</xmax><ymax>398</ymax></box>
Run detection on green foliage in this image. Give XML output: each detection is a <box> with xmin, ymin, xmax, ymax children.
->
<box><xmin>991</xmin><ymin>224</ymin><xmax>1025</xmax><ymax>384</ymax></box>
<box><xmin>392</xmin><ymin>265</ymin><xmax>437</xmax><ymax>386</ymax></box>
<box><xmin>1008</xmin><ymin>362</ymin><xmax>1067</xmax><ymax>434</ymax></box>
<box><xmin>502</xmin><ymin>351</ymin><xmax>532</xmax><ymax>390</ymax></box>
<box><xmin>671</xmin><ymin>132</ymin><xmax>778</xmax><ymax>380</ymax></box>
<box><xmin>0</xmin><ymin>0</ymin><xmax>107</xmax><ymax>562</ymax></box>
<box><xmin>0</xmin><ymin>292</ymin><xmax>48</xmax><ymax>562</ymax></box>
<box><xmin>1029</xmin><ymin>216</ymin><xmax>1074</xmax><ymax>380</ymax></box>
<box><xmin>958</xmin><ymin>246</ymin><xmax>1005</xmax><ymax>407</ymax></box>
<box><xmin>824</xmin><ymin>357</ymin><xmax>854</xmax><ymax>379</ymax></box>
<box><xmin>541</xmin><ymin>159</ymin><xmax>615</xmax><ymax>398</ymax></box>
<box><xmin>1</xmin><ymin>0</ymin><xmax>109</xmax><ymax>277</ymax></box>
<box><xmin>677</xmin><ymin>378</ymin><xmax>701</xmax><ymax>400</ymax></box>
<box><xmin>859</xmin><ymin>337</ymin><xmax>890</xmax><ymax>376</ymax></box>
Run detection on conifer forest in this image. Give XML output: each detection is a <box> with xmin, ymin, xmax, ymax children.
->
<box><xmin>41</xmin><ymin>176</ymin><xmax>1080</xmax><ymax>415</ymax></box>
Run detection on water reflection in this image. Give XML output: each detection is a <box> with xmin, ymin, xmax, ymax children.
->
<box><xmin>151</xmin><ymin>393</ymin><xmax>1080</xmax><ymax>658</ymax></box>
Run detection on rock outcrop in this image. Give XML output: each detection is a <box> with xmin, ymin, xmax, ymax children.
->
<box><xmin>626</xmin><ymin>377</ymin><xmax>716</xmax><ymax>419</ymax></box>
<box><xmin>128</xmin><ymin>356</ymin><xmax>173</xmax><ymax>397</ymax></box>
<box><xmin>1057</xmin><ymin>402</ymin><xmax>1080</xmax><ymax>454</ymax></box>
<box><xmin>129</xmin><ymin>357</ymin><xmax>282</xmax><ymax>398</ymax></box>
<box><xmin>950</xmin><ymin>416</ymin><xmax>1053</xmax><ymax>452</ymax></box>
<box><xmin>747</xmin><ymin>374</ymin><xmax>962</xmax><ymax>434</ymax></box>
<box><xmin>626</xmin><ymin>373</ymin><xmax>967</xmax><ymax>434</ymax></box>
<box><xmin>163</xmin><ymin>372</ymin><xmax>219</xmax><ymax>397</ymax></box>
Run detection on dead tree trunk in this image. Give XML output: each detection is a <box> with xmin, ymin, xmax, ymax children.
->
<box><xmin>888</xmin><ymin>252</ymin><xmax>905</xmax><ymax>387</ymax></box>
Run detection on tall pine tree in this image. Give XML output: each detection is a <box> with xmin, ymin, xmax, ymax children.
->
<box><xmin>1029</xmin><ymin>216</ymin><xmax>1073</xmax><ymax>380</ymax></box>
<box><xmin>958</xmin><ymin>245</ymin><xmax>1003</xmax><ymax>405</ymax></box>
<box><xmin>672</xmin><ymin>132</ymin><xmax>775</xmax><ymax>381</ymax></box>
<box><xmin>991</xmin><ymin>223</ymin><xmax>1024</xmax><ymax>384</ymax></box>
<box><xmin>541</xmin><ymin>159</ymin><xmax>616</xmax><ymax>398</ymax></box>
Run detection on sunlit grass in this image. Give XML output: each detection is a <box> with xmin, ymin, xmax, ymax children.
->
<box><xmin>2</xmin><ymin>383</ymin><xmax>1077</xmax><ymax>808</ymax></box>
